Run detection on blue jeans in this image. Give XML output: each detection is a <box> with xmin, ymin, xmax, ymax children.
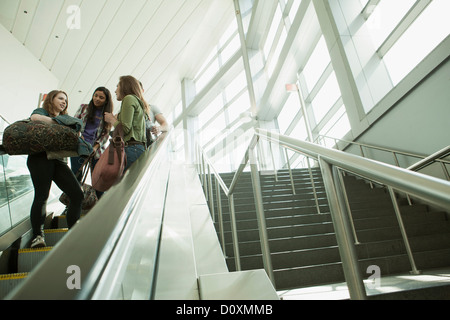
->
<box><xmin>124</xmin><ymin>144</ymin><xmax>146</xmax><ymax>172</ymax></box>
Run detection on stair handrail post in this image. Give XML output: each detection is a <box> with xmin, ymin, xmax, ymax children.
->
<box><xmin>306</xmin><ymin>156</ymin><xmax>321</xmax><ymax>215</ymax></box>
<box><xmin>201</xmin><ymin>152</ymin><xmax>207</xmax><ymax>199</ymax></box>
<box><xmin>215</xmin><ymin>175</ymin><xmax>226</xmax><ymax>257</ymax></box>
<box><xmin>335</xmin><ymin>168</ymin><xmax>360</xmax><ymax>245</ymax></box>
<box><xmin>228</xmin><ymin>194</ymin><xmax>242</xmax><ymax>271</ymax></box>
<box><xmin>387</xmin><ymin>186</ymin><xmax>421</xmax><ymax>275</ymax></box>
<box><xmin>319</xmin><ymin>156</ymin><xmax>367</xmax><ymax>300</ymax></box>
<box><xmin>284</xmin><ymin>148</ymin><xmax>296</xmax><ymax>195</ymax></box>
<box><xmin>207</xmin><ymin>164</ymin><xmax>215</xmax><ymax>223</ymax></box>
<box><xmin>249</xmin><ymin>144</ymin><xmax>275</xmax><ymax>285</ymax></box>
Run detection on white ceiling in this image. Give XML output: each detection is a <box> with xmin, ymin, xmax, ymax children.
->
<box><xmin>0</xmin><ymin>0</ymin><xmax>235</xmax><ymax>116</ymax></box>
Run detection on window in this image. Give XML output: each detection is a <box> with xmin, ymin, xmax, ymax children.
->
<box><xmin>303</xmin><ymin>36</ymin><xmax>330</xmax><ymax>92</ymax></box>
<box><xmin>311</xmin><ymin>72</ymin><xmax>341</xmax><ymax>123</ymax></box>
<box><xmin>288</xmin><ymin>0</ymin><xmax>302</xmax><ymax>24</ymax></box>
<box><xmin>227</xmin><ymin>92</ymin><xmax>251</xmax><ymax>123</ymax></box>
<box><xmin>198</xmin><ymin>95</ymin><xmax>223</xmax><ymax>128</ymax></box>
<box><xmin>383</xmin><ymin>0</ymin><xmax>450</xmax><ymax>85</ymax></box>
<box><xmin>319</xmin><ymin>105</ymin><xmax>351</xmax><ymax>146</ymax></box>
<box><xmin>278</xmin><ymin>92</ymin><xmax>300</xmax><ymax>134</ymax></box>
<box><xmin>366</xmin><ymin>0</ymin><xmax>415</xmax><ymax>49</ymax></box>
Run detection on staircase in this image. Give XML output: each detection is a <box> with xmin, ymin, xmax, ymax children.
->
<box><xmin>0</xmin><ymin>214</ymin><xmax>69</xmax><ymax>299</ymax></box>
<box><xmin>209</xmin><ymin>168</ymin><xmax>450</xmax><ymax>297</ymax></box>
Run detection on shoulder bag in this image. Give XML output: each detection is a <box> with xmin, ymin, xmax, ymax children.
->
<box><xmin>91</xmin><ymin>123</ymin><xmax>127</xmax><ymax>192</ymax></box>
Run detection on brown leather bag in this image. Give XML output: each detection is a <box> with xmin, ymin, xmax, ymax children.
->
<box><xmin>91</xmin><ymin>124</ymin><xmax>127</xmax><ymax>192</ymax></box>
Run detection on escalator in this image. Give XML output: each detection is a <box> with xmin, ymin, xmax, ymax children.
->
<box><xmin>0</xmin><ymin>132</ymin><xmax>174</xmax><ymax>299</ymax></box>
<box><xmin>0</xmin><ymin>131</ymin><xmax>279</xmax><ymax>300</ymax></box>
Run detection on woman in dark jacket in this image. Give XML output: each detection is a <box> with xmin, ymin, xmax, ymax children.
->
<box><xmin>27</xmin><ymin>90</ymin><xmax>83</xmax><ymax>248</ymax></box>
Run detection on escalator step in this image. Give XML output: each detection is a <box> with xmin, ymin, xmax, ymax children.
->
<box><xmin>0</xmin><ymin>273</ymin><xmax>28</xmax><ymax>299</ymax></box>
<box><xmin>18</xmin><ymin>247</ymin><xmax>53</xmax><ymax>273</ymax></box>
<box><xmin>44</xmin><ymin>228</ymin><xmax>68</xmax><ymax>246</ymax></box>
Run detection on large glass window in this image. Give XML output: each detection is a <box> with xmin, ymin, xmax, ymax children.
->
<box><xmin>303</xmin><ymin>36</ymin><xmax>330</xmax><ymax>92</ymax></box>
<box><xmin>278</xmin><ymin>92</ymin><xmax>300</xmax><ymax>135</ymax></box>
<box><xmin>383</xmin><ymin>0</ymin><xmax>450</xmax><ymax>85</ymax></box>
<box><xmin>198</xmin><ymin>94</ymin><xmax>224</xmax><ymax>129</ymax></box>
<box><xmin>366</xmin><ymin>0</ymin><xmax>415</xmax><ymax>49</ymax></box>
<box><xmin>311</xmin><ymin>72</ymin><xmax>341</xmax><ymax>124</ymax></box>
<box><xmin>319</xmin><ymin>105</ymin><xmax>350</xmax><ymax>147</ymax></box>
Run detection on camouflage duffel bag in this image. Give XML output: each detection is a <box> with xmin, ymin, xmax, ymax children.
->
<box><xmin>2</xmin><ymin>120</ymin><xmax>79</xmax><ymax>155</ymax></box>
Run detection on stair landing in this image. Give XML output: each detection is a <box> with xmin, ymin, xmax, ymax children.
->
<box><xmin>278</xmin><ymin>267</ymin><xmax>450</xmax><ymax>300</ymax></box>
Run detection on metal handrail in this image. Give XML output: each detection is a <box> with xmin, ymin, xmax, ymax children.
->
<box><xmin>317</xmin><ymin>135</ymin><xmax>450</xmax><ymax>179</ymax></box>
<box><xmin>198</xmin><ymin>128</ymin><xmax>450</xmax><ymax>299</ymax></box>
<box><xmin>407</xmin><ymin>145</ymin><xmax>450</xmax><ymax>180</ymax></box>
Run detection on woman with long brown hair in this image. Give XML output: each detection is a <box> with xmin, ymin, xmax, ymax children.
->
<box><xmin>27</xmin><ymin>90</ymin><xmax>83</xmax><ymax>248</ymax></box>
<box><xmin>104</xmin><ymin>75</ymin><xmax>149</xmax><ymax>171</ymax></box>
<box><xmin>70</xmin><ymin>87</ymin><xmax>113</xmax><ymax>198</ymax></box>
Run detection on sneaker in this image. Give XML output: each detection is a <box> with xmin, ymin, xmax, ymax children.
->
<box><xmin>31</xmin><ymin>235</ymin><xmax>46</xmax><ymax>248</ymax></box>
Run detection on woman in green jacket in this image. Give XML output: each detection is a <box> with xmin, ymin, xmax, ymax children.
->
<box><xmin>104</xmin><ymin>75</ymin><xmax>149</xmax><ymax>171</ymax></box>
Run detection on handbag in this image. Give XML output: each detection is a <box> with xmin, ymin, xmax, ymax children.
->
<box><xmin>59</xmin><ymin>156</ymin><xmax>98</xmax><ymax>210</ymax></box>
<box><xmin>91</xmin><ymin>124</ymin><xmax>127</xmax><ymax>192</ymax></box>
<box><xmin>2</xmin><ymin>119</ymin><xmax>79</xmax><ymax>155</ymax></box>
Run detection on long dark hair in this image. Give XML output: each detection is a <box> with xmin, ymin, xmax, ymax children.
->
<box><xmin>86</xmin><ymin>87</ymin><xmax>113</xmax><ymax>133</ymax></box>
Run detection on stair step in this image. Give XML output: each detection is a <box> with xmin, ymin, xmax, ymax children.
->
<box><xmin>208</xmin><ymin>170</ymin><xmax>450</xmax><ymax>293</ymax></box>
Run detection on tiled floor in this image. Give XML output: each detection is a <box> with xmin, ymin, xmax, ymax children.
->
<box><xmin>278</xmin><ymin>267</ymin><xmax>450</xmax><ymax>300</ymax></box>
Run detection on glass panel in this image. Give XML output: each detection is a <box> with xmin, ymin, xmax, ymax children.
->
<box><xmin>311</xmin><ymin>72</ymin><xmax>341</xmax><ymax>123</ymax></box>
<box><xmin>195</xmin><ymin>57</ymin><xmax>220</xmax><ymax>93</ymax></box>
<box><xmin>227</xmin><ymin>91</ymin><xmax>251</xmax><ymax>123</ymax></box>
<box><xmin>384</xmin><ymin>0</ymin><xmax>450</xmax><ymax>85</ymax></box>
<box><xmin>319</xmin><ymin>105</ymin><xmax>351</xmax><ymax>145</ymax></box>
<box><xmin>263</xmin><ymin>5</ymin><xmax>283</xmax><ymax>58</ymax></box>
<box><xmin>225</xmin><ymin>70</ymin><xmax>247</xmax><ymax>100</ymax></box>
<box><xmin>268</xmin><ymin>27</ymin><xmax>287</xmax><ymax>77</ymax></box>
<box><xmin>303</xmin><ymin>36</ymin><xmax>330</xmax><ymax>92</ymax></box>
<box><xmin>366</xmin><ymin>0</ymin><xmax>415</xmax><ymax>49</ymax></box>
<box><xmin>0</xmin><ymin>153</ymin><xmax>34</xmax><ymax>235</ymax></box>
<box><xmin>221</xmin><ymin>33</ymin><xmax>240</xmax><ymax>64</ymax></box>
<box><xmin>198</xmin><ymin>94</ymin><xmax>223</xmax><ymax>129</ymax></box>
<box><xmin>278</xmin><ymin>92</ymin><xmax>300</xmax><ymax>134</ymax></box>
<box><xmin>288</xmin><ymin>0</ymin><xmax>302</xmax><ymax>24</ymax></box>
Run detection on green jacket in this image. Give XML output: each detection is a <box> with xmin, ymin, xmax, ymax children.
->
<box><xmin>114</xmin><ymin>95</ymin><xmax>146</xmax><ymax>144</ymax></box>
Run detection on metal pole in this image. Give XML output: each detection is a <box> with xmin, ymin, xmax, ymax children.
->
<box><xmin>207</xmin><ymin>165</ymin><xmax>215</xmax><ymax>222</ymax></box>
<box><xmin>216</xmin><ymin>177</ymin><xmax>226</xmax><ymax>256</ymax></box>
<box><xmin>228</xmin><ymin>194</ymin><xmax>241</xmax><ymax>271</ymax></box>
<box><xmin>307</xmin><ymin>157</ymin><xmax>321</xmax><ymax>214</ymax></box>
<box><xmin>387</xmin><ymin>186</ymin><xmax>421</xmax><ymax>275</ymax></box>
<box><xmin>318</xmin><ymin>156</ymin><xmax>367</xmax><ymax>300</ymax></box>
<box><xmin>249</xmin><ymin>146</ymin><xmax>275</xmax><ymax>285</ymax></box>
<box><xmin>285</xmin><ymin>148</ymin><xmax>296</xmax><ymax>195</ymax></box>
<box><xmin>201</xmin><ymin>154</ymin><xmax>207</xmax><ymax>199</ymax></box>
<box><xmin>269</xmin><ymin>142</ymin><xmax>278</xmax><ymax>182</ymax></box>
<box><xmin>335</xmin><ymin>168</ymin><xmax>360</xmax><ymax>245</ymax></box>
